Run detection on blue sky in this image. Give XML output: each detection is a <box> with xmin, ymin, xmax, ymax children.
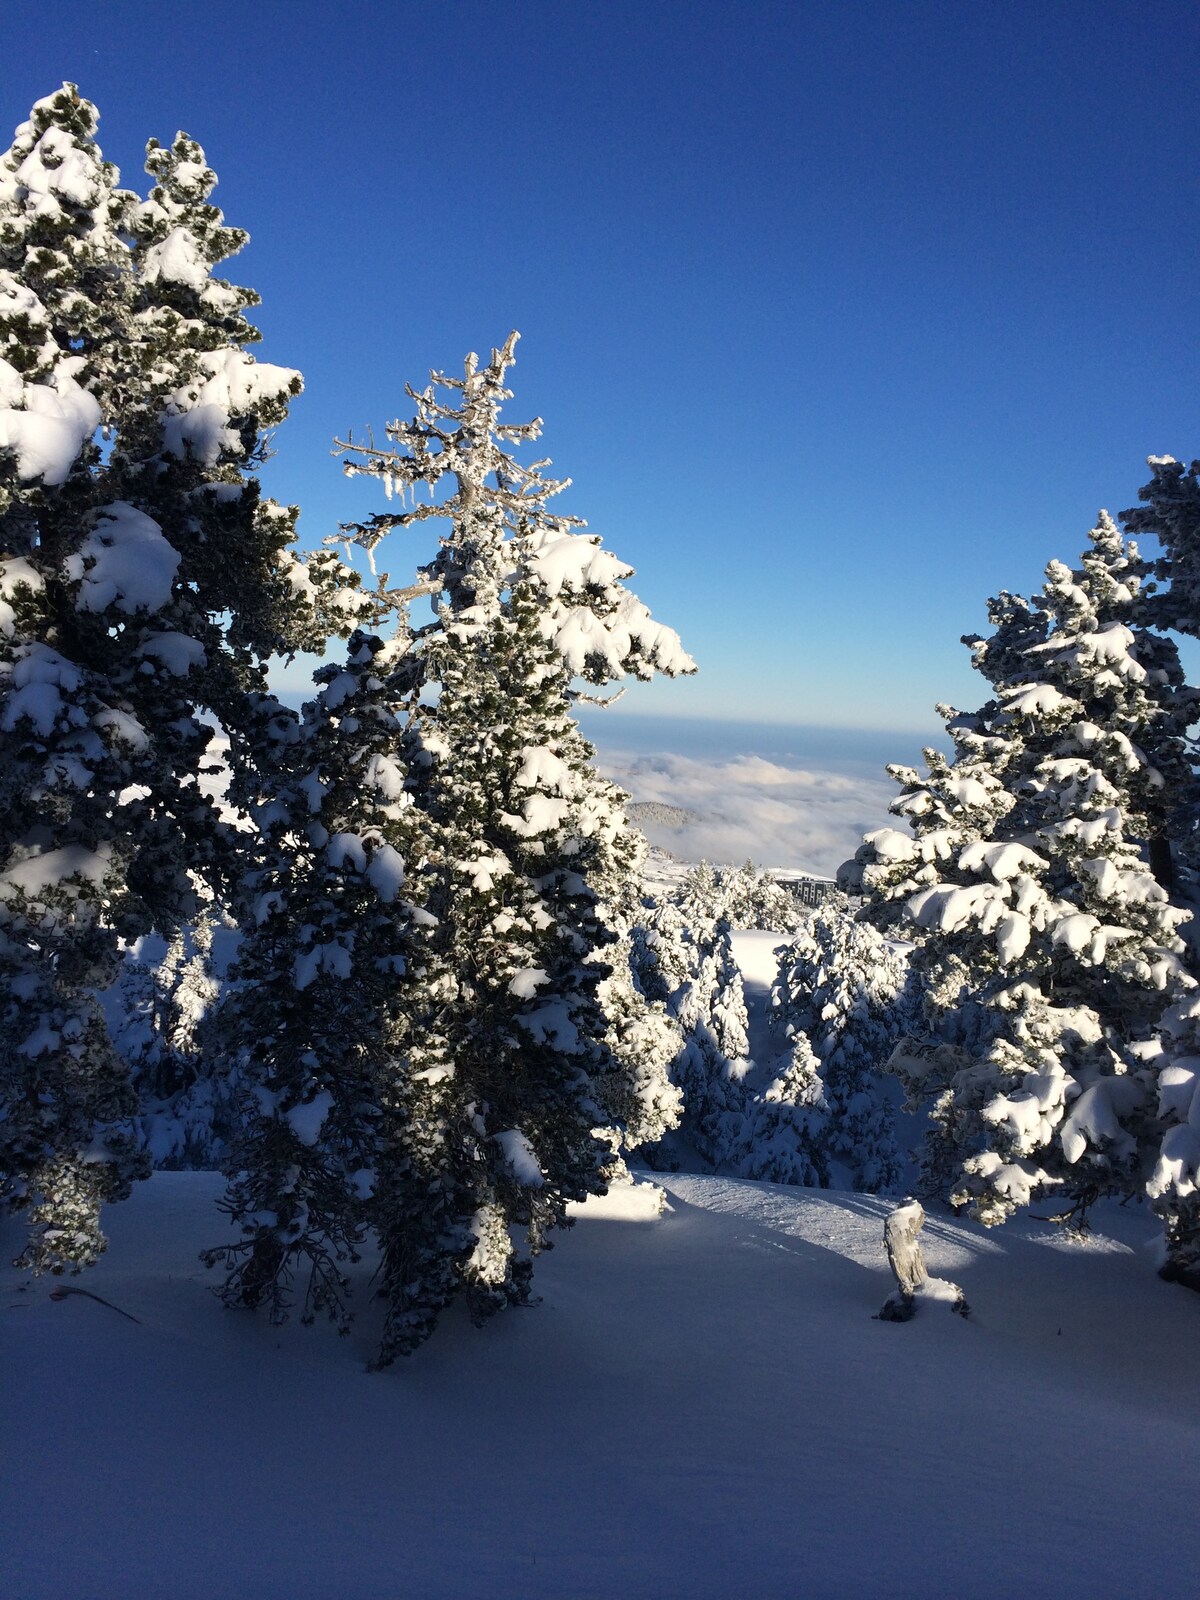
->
<box><xmin>6</xmin><ymin>0</ymin><xmax>1198</xmax><ymax>741</ymax></box>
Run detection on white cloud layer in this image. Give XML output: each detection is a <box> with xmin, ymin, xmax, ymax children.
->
<box><xmin>598</xmin><ymin>749</ymin><xmax>898</xmax><ymax>877</ymax></box>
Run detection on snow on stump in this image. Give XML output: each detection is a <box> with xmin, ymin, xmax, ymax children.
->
<box><xmin>876</xmin><ymin>1199</ymin><xmax>968</xmax><ymax>1321</ymax></box>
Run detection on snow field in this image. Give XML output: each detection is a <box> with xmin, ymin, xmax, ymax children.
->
<box><xmin>3</xmin><ymin>1171</ymin><xmax>1197</xmax><ymax>1600</ymax></box>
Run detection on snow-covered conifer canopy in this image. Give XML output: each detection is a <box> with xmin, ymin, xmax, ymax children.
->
<box><xmin>334</xmin><ymin>331</ymin><xmax>697</xmax><ymax>686</ymax></box>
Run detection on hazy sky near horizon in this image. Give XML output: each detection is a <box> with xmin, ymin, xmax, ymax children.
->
<box><xmin>5</xmin><ymin>0</ymin><xmax>1198</xmax><ymax>735</ymax></box>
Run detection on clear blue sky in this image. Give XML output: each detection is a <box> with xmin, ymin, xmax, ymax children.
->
<box><xmin>6</xmin><ymin>0</ymin><xmax>1198</xmax><ymax>738</ymax></box>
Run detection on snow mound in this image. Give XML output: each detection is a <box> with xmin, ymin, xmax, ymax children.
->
<box><xmin>567</xmin><ymin>1178</ymin><xmax>667</xmax><ymax>1220</ymax></box>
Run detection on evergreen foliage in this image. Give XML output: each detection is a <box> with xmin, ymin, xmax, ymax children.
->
<box><xmin>0</xmin><ymin>87</ymin><xmax>153</xmax><ymax>1271</ymax></box>
<box><xmin>1123</xmin><ymin>454</ymin><xmax>1200</xmax><ymax>639</ymax></box>
<box><xmin>634</xmin><ymin>897</ymin><xmax>751</xmax><ymax>1167</ymax></box>
<box><xmin>671</xmin><ymin>858</ymin><xmax>798</xmax><ymax>933</ymax></box>
<box><xmin>721</xmin><ymin>860</ymin><xmax>801</xmax><ymax>932</ymax></box>
<box><xmin>1122</xmin><ymin>455</ymin><xmax>1200</xmax><ymax>1277</ymax></box>
<box><xmin>0</xmin><ymin>87</ymin><xmax>348</xmax><ymax>1272</ymax></box>
<box><xmin>203</xmin><ymin>630</ymin><xmax>428</xmax><ymax>1331</ymax></box>
<box><xmin>854</xmin><ymin>515</ymin><xmax>1196</xmax><ymax>1226</ymax></box>
<box><xmin>734</xmin><ymin>1030</ymin><xmax>828</xmax><ymax>1187</ymax></box>
<box><xmin>1122</xmin><ymin>455</ymin><xmax>1200</xmax><ymax>882</ymax></box>
<box><xmin>14</xmin><ymin>87</ymin><xmax>1200</xmax><ymax>1343</ymax></box>
<box><xmin>230</xmin><ymin>332</ymin><xmax>697</xmax><ymax>1359</ymax></box>
<box><xmin>589</xmin><ymin>828</ymin><xmax>684</xmax><ymax>1162</ymax></box>
<box><xmin>115</xmin><ymin>911</ymin><xmax>225</xmax><ymax>1169</ymax></box>
<box><xmin>756</xmin><ymin>902</ymin><xmax>908</xmax><ymax>1191</ymax></box>
<box><xmin>838</xmin><ymin>591</ymin><xmax>1049</xmax><ymax>930</ymax></box>
<box><xmin>630</xmin><ymin>858</ymin><xmax>800</xmax><ymax>1173</ymax></box>
<box><xmin>1147</xmin><ymin>989</ymin><xmax>1200</xmax><ymax>1283</ymax></box>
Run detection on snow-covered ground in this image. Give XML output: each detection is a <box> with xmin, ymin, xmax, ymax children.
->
<box><xmin>4</xmin><ymin>1172</ymin><xmax>1197</xmax><ymax>1599</ymax></box>
<box><xmin>732</xmin><ymin>927</ymin><xmax>786</xmax><ymax>1087</ymax></box>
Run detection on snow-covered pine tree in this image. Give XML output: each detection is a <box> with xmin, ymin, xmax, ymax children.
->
<box><xmin>755</xmin><ymin>901</ymin><xmax>908</xmax><ymax>1191</ymax></box>
<box><xmin>675</xmin><ymin>860</ymin><xmax>723</xmax><ymax>924</ymax></box>
<box><xmin>713</xmin><ymin>859</ymin><xmax>797</xmax><ymax>931</ymax></box>
<box><xmin>634</xmin><ymin>895</ymin><xmax>752</xmax><ymax>1168</ymax></box>
<box><xmin>113</xmin><ymin>125</ymin><xmax>378</xmax><ymax>1297</ymax></box>
<box><xmin>1147</xmin><ymin>989</ymin><xmax>1200</xmax><ymax>1284</ymax></box>
<box><xmin>733</xmin><ymin>1030</ymin><xmax>829</xmax><ymax>1187</ymax></box>
<box><xmin>122</xmin><ymin>128</ymin><xmax>360</xmax><ymax>659</ymax></box>
<box><xmin>666</xmin><ymin>859</ymin><xmax>798</xmax><ymax>933</ymax></box>
<box><xmin>0</xmin><ymin>87</ymin><xmax>153</xmax><ymax>1271</ymax></box>
<box><xmin>840</xmin><ymin>594</ymin><xmax>1058</xmax><ymax>1132</ymax></box>
<box><xmin>0</xmin><ymin>87</ymin><xmax>353</xmax><ymax>1273</ymax></box>
<box><xmin>114</xmin><ymin>910</ymin><xmax>225</xmax><ymax>1168</ymax></box>
<box><xmin>1121</xmin><ymin>455</ymin><xmax>1200</xmax><ymax>1279</ymax></box>
<box><xmin>875</xmin><ymin>515</ymin><xmax>1195</xmax><ymax>1227</ymax></box>
<box><xmin>591</xmin><ymin>943</ymin><xmax>684</xmax><ymax>1163</ymax></box>
<box><xmin>393</xmin><ymin>580</ymin><xmax>639</xmax><ymax>1340</ymax></box>
<box><xmin>330</xmin><ymin>333</ymin><xmax>694</xmax><ymax>1358</ymax></box>
<box><xmin>202</xmin><ymin>627</ymin><xmax>430</xmax><ymax>1331</ymax></box>
<box><xmin>0</xmin><ymin>85</ymin><xmax>133</xmax><ymax>417</ymax></box>
<box><xmin>839</xmin><ymin>592</ymin><xmax>1047</xmax><ymax>929</ymax></box>
<box><xmin>1123</xmin><ymin>455</ymin><xmax>1200</xmax><ymax>640</ymax></box>
<box><xmin>113</xmin><ymin>125</ymin><xmax>369</xmax><ymax>877</ymax></box>
<box><xmin>586</xmin><ymin>823</ymin><xmax>684</xmax><ymax>1165</ymax></box>
<box><xmin>1121</xmin><ymin>455</ymin><xmax>1200</xmax><ymax>883</ymax></box>
<box><xmin>684</xmin><ymin>913</ymin><xmax>753</xmax><ymax>1165</ymax></box>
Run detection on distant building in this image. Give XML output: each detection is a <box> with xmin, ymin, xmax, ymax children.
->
<box><xmin>791</xmin><ymin>877</ymin><xmax>837</xmax><ymax>908</ymax></box>
<box><xmin>768</xmin><ymin>872</ymin><xmax>838</xmax><ymax>909</ymax></box>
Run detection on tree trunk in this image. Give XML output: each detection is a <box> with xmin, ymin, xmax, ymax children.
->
<box><xmin>1149</xmin><ymin>832</ymin><xmax>1175</xmax><ymax>891</ymax></box>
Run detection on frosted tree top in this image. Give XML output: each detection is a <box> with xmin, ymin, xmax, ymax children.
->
<box><xmin>334</xmin><ymin>331</ymin><xmax>697</xmax><ymax>685</ymax></box>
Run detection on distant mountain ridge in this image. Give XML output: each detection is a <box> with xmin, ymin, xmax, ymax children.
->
<box><xmin>627</xmin><ymin>801</ymin><xmax>700</xmax><ymax>829</ymax></box>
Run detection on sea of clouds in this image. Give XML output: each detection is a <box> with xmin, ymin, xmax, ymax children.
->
<box><xmin>593</xmin><ymin>745</ymin><xmax>900</xmax><ymax>877</ymax></box>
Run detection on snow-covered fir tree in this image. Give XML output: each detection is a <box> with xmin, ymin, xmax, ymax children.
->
<box><xmin>747</xmin><ymin>901</ymin><xmax>909</xmax><ymax>1191</ymax></box>
<box><xmin>0</xmin><ymin>88</ymin><xmax>152</xmax><ymax>1271</ymax></box>
<box><xmin>686</xmin><ymin>914</ymin><xmax>753</xmax><ymax>1165</ymax></box>
<box><xmin>674</xmin><ymin>860</ymin><xmax>723</xmax><ymax>924</ymax></box>
<box><xmin>393</xmin><ymin>581</ymin><xmax>642</xmax><ymax>1345</ymax></box>
<box><xmin>1146</xmin><ymin>989</ymin><xmax>1200</xmax><ymax>1284</ymax></box>
<box><xmin>668</xmin><ymin>858</ymin><xmax>799</xmax><ymax>934</ymax></box>
<box><xmin>719</xmin><ymin>860</ymin><xmax>800</xmax><ymax>932</ymax></box>
<box><xmin>630</xmin><ymin>857</ymin><xmax>800</xmax><ymax>1170</ymax></box>
<box><xmin>315</xmin><ymin>332</ymin><xmax>694</xmax><ymax>1358</ymax></box>
<box><xmin>120</xmin><ymin>128</ymin><xmax>360</xmax><ymax>681</ymax></box>
<box><xmin>1123</xmin><ymin>455</ymin><xmax>1200</xmax><ymax>641</ymax></box>
<box><xmin>203</xmin><ymin>629</ymin><xmax>429</xmax><ymax>1331</ymax></box>
<box><xmin>1121</xmin><ymin>455</ymin><xmax>1200</xmax><ymax>1279</ymax></box>
<box><xmin>839</xmin><ymin>591</ymin><xmax>1049</xmax><ymax>931</ymax></box>
<box><xmin>114</xmin><ymin>910</ymin><xmax>226</xmax><ymax>1168</ymax></box>
<box><xmin>0</xmin><ymin>87</ymin><xmax>350</xmax><ymax>1273</ymax></box>
<box><xmin>587</xmin><ymin>826</ymin><xmax>684</xmax><ymax>1166</ymax></box>
<box><xmin>1122</xmin><ymin>454</ymin><xmax>1200</xmax><ymax>883</ymax></box>
<box><xmin>733</xmin><ymin>1030</ymin><xmax>829</xmax><ymax>1187</ymax></box>
<box><xmin>113</xmin><ymin>123</ymin><xmax>368</xmax><ymax>872</ymax></box>
<box><xmin>633</xmin><ymin>896</ymin><xmax>752</xmax><ymax>1168</ymax></box>
<box><xmin>861</xmin><ymin>515</ymin><xmax>1195</xmax><ymax>1227</ymax></box>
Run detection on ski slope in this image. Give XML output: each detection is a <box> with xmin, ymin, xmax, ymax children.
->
<box><xmin>3</xmin><ymin>1170</ymin><xmax>1197</xmax><ymax>1599</ymax></box>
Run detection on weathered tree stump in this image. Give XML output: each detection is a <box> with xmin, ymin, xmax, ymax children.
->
<box><xmin>876</xmin><ymin>1198</ymin><xmax>968</xmax><ymax>1321</ymax></box>
<box><xmin>885</xmin><ymin>1199</ymin><xmax>929</xmax><ymax>1293</ymax></box>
